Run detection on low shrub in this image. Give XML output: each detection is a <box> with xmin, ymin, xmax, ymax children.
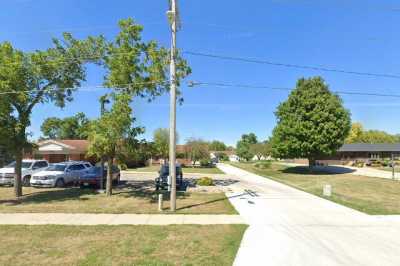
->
<box><xmin>254</xmin><ymin>161</ymin><xmax>271</xmax><ymax>169</ymax></box>
<box><xmin>200</xmin><ymin>159</ymin><xmax>211</xmax><ymax>167</ymax></box>
<box><xmin>119</xmin><ymin>163</ymin><xmax>128</xmax><ymax>170</ymax></box>
<box><xmin>352</xmin><ymin>161</ymin><xmax>364</xmax><ymax>168</ymax></box>
<box><xmin>196</xmin><ymin>177</ymin><xmax>214</xmax><ymax>186</ymax></box>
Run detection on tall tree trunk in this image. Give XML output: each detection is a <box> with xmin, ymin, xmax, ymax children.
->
<box><xmin>308</xmin><ymin>157</ymin><xmax>316</xmax><ymax>169</ymax></box>
<box><xmin>106</xmin><ymin>157</ymin><xmax>113</xmax><ymax>196</ymax></box>
<box><xmin>14</xmin><ymin>151</ymin><xmax>23</xmax><ymax>198</ymax></box>
<box><xmin>100</xmin><ymin>157</ymin><xmax>105</xmax><ymax>191</ymax></box>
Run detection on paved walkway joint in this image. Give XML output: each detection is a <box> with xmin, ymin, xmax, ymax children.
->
<box><xmin>0</xmin><ymin>213</ymin><xmax>245</xmax><ymax>225</ymax></box>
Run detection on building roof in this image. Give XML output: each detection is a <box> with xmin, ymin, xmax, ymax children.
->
<box><xmin>339</xmin><ymin>143</ymin><xmax>400</xmax><ymax>152</ymax></box>
<box><xmin>38</xmin><ymin>139</ymin><xmax>89</xmax><ymax>152</ymax></box>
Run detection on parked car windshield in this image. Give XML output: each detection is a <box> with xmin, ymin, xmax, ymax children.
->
<box><xmin>5</xmin><ymin>161</ymin><xmax>33</xmax><ymax>169</ymax></box>
<box><xmin>47</xmin><ymin>164</ymin><xmax>67</xmax><ymax>171</ymax></box>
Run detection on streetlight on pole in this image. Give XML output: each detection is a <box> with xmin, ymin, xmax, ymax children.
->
<box><xmin>167</xmin><ymin>0</ymin><xmax>180</xmax><ymax>212</ymax></box>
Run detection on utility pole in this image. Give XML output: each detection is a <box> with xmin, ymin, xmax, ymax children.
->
<box><xmin>99</xmin><ymin>94</ymin><xmax>110</xmax><ymax>191</ymax></box>
<box><xmin>167</xmin><ymin>0</ymin><xmax>179</xmax><ymax>211</ymax></box>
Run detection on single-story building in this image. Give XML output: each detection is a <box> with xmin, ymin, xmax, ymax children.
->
<box><xmin>318</xmin><ymin>143</ymin><xmax>400</xmax><ymax>165</ymax></box>
<box><xmin>25</xmin><ymin>139</ymin><xmax>91</xmax><ymax>163</ymax></box>
<box><xmin>210</xmin><ymin>150</ymin><xmax>237</xmax><ymax>162</ymax></box>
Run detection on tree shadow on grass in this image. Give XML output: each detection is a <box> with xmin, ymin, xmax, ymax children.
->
<box><xmin>0</xmin><ymin>178</ymin><xmax>222</xmax><ymax>207</ymax></box>
<box><xmin>106</xmin><ymin>180</ymin><xmax>189</xmax><ymax>203</ymax></box>
<box><xmin>176</xmin><ymin>193</ymin><xmax>245</xmax><ymax>211</ymax></box>
<box><xmin>0</xmin><ymin>180</ymin><xmax>169</xmax><ymax>206</ymax></box>
<box><xmin>0</xmin><ymin>187</ymin><xmax>98</xmax><ymax>206</ymax></box>
<box><xmin>281</xmin><ymin>165</ymin><xmax>356</xmax><ymax>175</ymax></box>
<box><xmin>184</xmin><ymin>178</ymin><xmax>239</xmax><ymax>188</ymax></box>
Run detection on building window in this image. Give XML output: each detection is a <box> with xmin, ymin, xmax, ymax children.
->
<box><xmin>369</xmin><ymin>153</ymin><xmax>380</xmax><ymax>159</ymax></box>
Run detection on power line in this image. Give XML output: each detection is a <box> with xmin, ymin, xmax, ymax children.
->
<box><xmin>3</xmin><ymin>49</ymin><xmax>400</xmax><ymax>82</ymax></box>
<box><xmin>0</xmin><ymin>80</ymin><xmax>168</xmax><ymax>95</ymax></box>
<box><xmin>184</xmin><ymin>51</ymin><xmax>400</xmax><ymax>80</ymax></box>
<box><xmin>190</xmin><ymin>81</ymin><xmax>400</xmax><ymax>99</ymax></box>
<box><xmin>2</xmin><ymin>80</ymin><xmax>400</xmax><ymax>99</ymax></box>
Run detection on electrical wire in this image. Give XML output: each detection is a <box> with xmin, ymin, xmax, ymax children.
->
<box><xmin>189</xmin><ymin>81</ymin><xmax>400</xmax><ymax>98</ymax></box>
<box><xmin>184</xmin><ymin>51</ymin><xmax>400</xmax><ymax>80</ymax></box>
<box><xmin>2</xmin><ymin>79</ymin><xmax>400</xmax><ymax>99</ymax></box>
<box><xmin>0</xmin><ymin>80</ymin><xmax>169</xmax><ymax>95</ymax></box>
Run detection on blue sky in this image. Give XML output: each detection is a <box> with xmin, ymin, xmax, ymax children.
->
<box><xmin>1</xmin><ymin>0</ymin><xmax>400</xmax><ymax>146</ymax></box>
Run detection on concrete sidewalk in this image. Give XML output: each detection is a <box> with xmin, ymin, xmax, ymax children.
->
<box><xmin>0</xmin><ymin>213</ymin><xmax>245</xmax><ymax>225</ymax></box>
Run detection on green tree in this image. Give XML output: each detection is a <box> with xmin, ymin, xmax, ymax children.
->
<box><xmin>345</xmin><ymin>122</ymin><xmax>398</xmax><ymax>144</ymax></box>
<box><xmin>0</xmin><ymin>100</ymin><xmax>13</xmax><ymax>167</ymax></box>
<box><xmin>361</xmin><ymin>130</ymin><xmax>397</xmax><ymax>143</ymax></box>
<box><xmin>41</xmin><ymin>112</ymin><xmax>90</xmax><ymax>139</ymax></box>
<box><xmin>236</xmin><ymin>133</ymin><xmax>258</xmax><ymax>161</ymax></box>
<box><xmin>209</xmin><ymin>140</ymin><xmax>227</xmax><ymax>151</ymax></box>
<box><xmin>185</xmin><ymin>138</ymin><xmax>210</xmax><ymax>166</ymax></box>
<box><xmin>250</xmin><ymin>141</ymin><xmax>272</xmax><ymax>160</ymax></box>
<box><xmin>98</xmin><ymin>18</ymin><xmax>191</xmax><ymax>99</ymax></box>
<box><xmin>153</xmin><ymin>128</ymin><xmax>179</xmax><ymax>162</ymax></box>
<box><xmin>0</xmin><ymin>35</ymin><xmax>99</xmax><ymax>197</ymax></box>
<box><xmin>87</xmin><ymin>93</ymin><xmax>142</xmax><ymax>196</ymax></box>
<box><xmin>345</xmin><ymin>123</ymin><xmax>364</xmax><ymax>144</ymax></box>
<box><xmin>94</xmin><ymin>17</ymin><xmax>189</xmax><ymax>169</ymax></box>
<box><xmin>271</xmin><ymin>77</ymin><xmax>351</xmax><ymax>167</ymax></box>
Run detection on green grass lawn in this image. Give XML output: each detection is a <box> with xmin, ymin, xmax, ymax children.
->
<box><xmin>0</xmin><ymin>224</ymin><xmax>247</xmax><ymax>266</ymax></box>
<box><xmin>127</xmin><ymin>165</ymin><xmax>225</xmax><ymax>174</ymax></box>
<box><xmin>376</xmin><ymin>166</ymin><xmax>400</xmax><ymax>173</ymax></box>
<box><xmin>0</xmin><ymin>186</ymin><xmax>237</xmax><ymax>214</ymax></box>
<box><xmin>230</xmin><ymin>162</ymin><xmax>400</xmax><ymax>215</ymax></box>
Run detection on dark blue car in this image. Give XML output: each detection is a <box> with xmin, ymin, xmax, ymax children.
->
<box><xmin>155</xmin><ymin>164</ymin><xmax>183</xmax><ymax>190</ymax></box>
<box><xmin>79</xmin><ymin>166</ymin><xmax>120</xmax><ymax>188</ymax></box>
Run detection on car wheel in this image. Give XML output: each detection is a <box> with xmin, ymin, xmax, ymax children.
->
<box><xmin>55</xmin><ymin>179</ymin><xmax>65</xmax><ymax>188</ymax></box>
<box><xmin>23</xmin><ymin>176</ymin><xmax>31</xmax><ymax>187</ymax></box>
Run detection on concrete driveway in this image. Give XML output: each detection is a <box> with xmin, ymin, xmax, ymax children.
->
<box><xmin>218</xmin><ymin>164</ymin><xmax>400</xmax><ymax>266</ymax></box>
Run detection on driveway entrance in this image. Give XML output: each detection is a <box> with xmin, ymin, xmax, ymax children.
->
<box><xmin>218</xmin><ymin>164</ymin><xmax>400</xmax><ymax>266</ymax></box>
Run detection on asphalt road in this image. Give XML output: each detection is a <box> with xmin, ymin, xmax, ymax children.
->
<box><xmin>218</xmin><ymin>164</ymin><xmax>400</xmax><ymax>266</ymax></box>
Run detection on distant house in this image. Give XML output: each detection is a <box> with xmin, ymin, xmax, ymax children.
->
<box><xmin>210</xmin><ymin>150</ymin><xmax>239</xmax><ymax>162</ymax></box>
<box><xmin>229</xmin><ymin>154</ymin><xmax>240</xmax><ymax>162</ymax></box>
<box><xmin>251</xmin><ymin>155</ymin><xmax>272</xmax><ymax>161</ymax></box>
<box><xmin>318</xmin><ymin>143</ymin><xmax>400</xmax><ymax>165</ymax></box>
<box><xmin>25</xmin><ymin>140</ymin><xmax>91</xmax><ymax>163</ymax></box>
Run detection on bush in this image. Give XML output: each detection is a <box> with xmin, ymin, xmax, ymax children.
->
<box><xmin>216</xmin><ymin>153</ymin><xmax>228</xmax><ymax>161</ymax></box>
<box><xmin>254</xmin><ymin>161</ymin><xmax>271</xmax><ymax>169</ymax></box>
<box><xmin>352</xmin><ymin>161</ymin><xmax>364</xmax><ymax>168</ymax></box>
<box><xmin>176</xmin><ymin>152</ymin><xmax>186</xmax><ymax>159</ymax></box>
<box><xmin>196</xmin><ymin>177</ymin><xmax>214</xmax><ymax>186</ymax></box>
<box><xmin>200</xmin><ymin>159</ymin><xmax>211</xmax><ymax>167</ymax></box>
<box><xmin>119</xmin><ymin>163</ymin><xmax>128</xmax><ymax>170</ymax></box>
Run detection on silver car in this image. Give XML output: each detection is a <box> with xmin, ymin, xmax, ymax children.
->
<box><xmin>30</xmin><ymin>161</ymin><xmax>92</xmax><ymax>188</ymax></box>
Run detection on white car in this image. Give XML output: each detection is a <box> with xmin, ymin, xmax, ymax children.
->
<box><xmin>0</xmin><ymin>160</ymin><xmax>49</xmax><ymax>186</ymax></box>
<box><xmin>31</xmin><ymin>161</ymin><xmax>92</xmax><ymax>188</ymax></box>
